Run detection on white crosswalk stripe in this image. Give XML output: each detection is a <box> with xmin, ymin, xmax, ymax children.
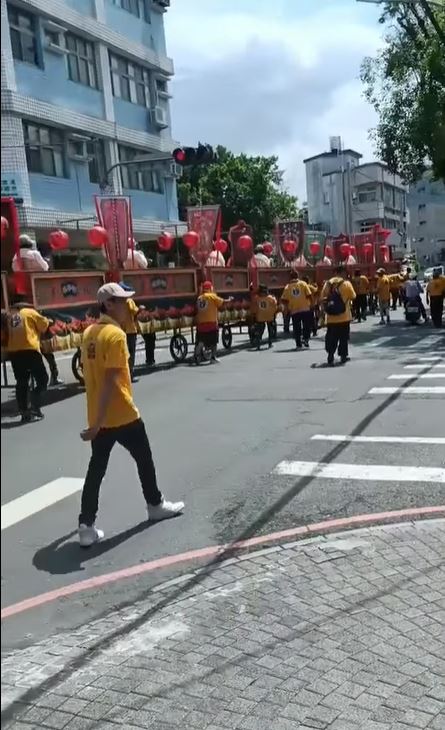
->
<box><xmin>273</xmin><ymin>461</ymin><xmax>445</xmax><ymax>483</ymax></box>
<box><xmin>404</xmin><ymin>364</ymin><xmax>445</xmax><ymax>370</ymax></box>
<box><xmin>369</xmin><ymin>386</ymin><xmax>445</xmax><ymax>395</ymax></box>
<box><xmin>1</xmin><ymin>478</ymin><xmax>83</xmax><ymax>531</ymax></box>
<box><xmin>311</xmin><ymin>434</ymin><xmax>445</xmax><ymax>445</ymax></box>
<box><xmin>388</xmin><ymin>373</ymin><xmax>445</xmax><ymax>380</ymax></box>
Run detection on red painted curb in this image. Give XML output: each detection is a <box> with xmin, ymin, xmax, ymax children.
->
<box><xmin>2</xmin><ymin>506</ymin><xmax>444</xmax><ymax>620</ymax></box>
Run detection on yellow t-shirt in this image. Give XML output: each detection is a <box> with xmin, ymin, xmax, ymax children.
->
<box><xmin>122</xmin><ymin>298</ymin><xmax>139</xmax><ymax>335</ymax></box>
<box><xmin>353</xmin><ymin>275</ymin><xmax>369</xmax><ymax>295</ymax></box>
<box><xmin>81</xmin><ymin>315</ymin><xmax>139</xmax><ymax>429</ymax></box>
<box><xmin>321</xmin><ymin>277</ymin><xmax>356</xmax><ymax>325</ymax></box>
<box><xmin>7</xmin><ymin>307</ymin><xmax>50</xmax><ymax>353</ymax></box>
<box><xmin>427</xmin><ymin>277</ymin><xmax>445</xmax><ymax>297</ymax></box>
<box><xmin>253</xmin><ymin>294</ymin><xmax>277</xmax><ymax>323</ymax></box>
<box><xmin>376</xmin><ymin>275</ymin><xmax>391</xmax><ymax>302</ymax></box>
<box><xmin>281</xmin><ymin>280</ymin><xmax>312</xmax><ymax>313</ymax></box>
<box><xmin>195</xmin><ymin>292</ymin><xmax>224</xmax><ymax>327</ymax></box>
<box><xmin>389</xmin><ymin>273</ymin><xmax>403</xmax><ymax>291</ymax></box>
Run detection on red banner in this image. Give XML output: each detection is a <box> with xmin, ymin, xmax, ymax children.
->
<box><xmin>275</xmin><ymin>220</ymin><xmax>305</xmax><ymax>263</ymax></box>
<box><xmin>95</xmin><ymin>196</ymin><xmax>133</xmax><ymax>269</ymax></box>
<box><xmin>186</xmin><ymin>205</ymin><xmax>220</xmax><ymax>267</ymax></box>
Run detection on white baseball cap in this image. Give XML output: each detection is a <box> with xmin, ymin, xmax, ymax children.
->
<box><xmin>97</xmin><ymin>282</ymin><xmax>135</xmax><ymax>304</ymax></box>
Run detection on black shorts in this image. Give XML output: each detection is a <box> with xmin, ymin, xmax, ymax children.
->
<box><xmin>197</xmin><ymin>329</ymin><xmax>219</xmax><ymax>347</ymax></box>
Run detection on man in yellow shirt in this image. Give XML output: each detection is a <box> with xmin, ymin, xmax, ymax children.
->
<box><xmin>252</xmin><ymin>284</ymin><xmax>277</xmax><ymax>349</ymax></box>
<box><xmin>321</xmin><ymin>266</ymin><xmax>356</xmax><ymax>366</ymax></box>
<box><xmin>194</xmin><ymin>281</ymin><xmax>224</xmax><ymax>363</ymax></box>
<box><xmin>6</xmin><ymin>303</ymin><xmax>49</xmax><ymax>423</ymax></box>
<box><xmin>376</xmin><ymin>268</ymin><xmax>391</xmax><ymax>324</ymax></box>
<box><xmin>426</xmin><ymin>269</ymin><xmax>445</xmax><ymax>328</ymax></box>
<box><xmin>352</xmin><ymin>269</ymin><xmax>369</xmax><ymax>323</ymax></box>
<box><xmin>281</xmin><ymin>274</ymin><xmax>313</xmax><ymax>349</ymax></box>
<box><xmin>119</xmin><ymin>282</ymin><xmax>139</xmax><ymax>382</ymax></box>
<box><xmin>79</xmin><ymin>282</ymin><xmax>184</xmax><ymax>547</ymax></box>
<box><xmin>389</xmin><ymin>272</ymin><xmax>403</xmax><ymax>310</ymax></box>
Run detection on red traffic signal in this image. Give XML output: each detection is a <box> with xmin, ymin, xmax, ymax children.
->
<box><xmin>173</xmin><ymin>144</ymin><xmax>215</xmax><ymax>167</ymax></box>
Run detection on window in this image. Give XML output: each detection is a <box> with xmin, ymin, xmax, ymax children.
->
<box><xmin>66</xmin><ymin>33</ymin><xmax>98</xmax><ymax>88</ymax></box>
<box><xmin>110</xmin><ymin>53</ymin><xmax>150</xmax><ymax>106</ymax></box>
<box><xmin>8</xmin><ymin>5</ymin><xmax>39</xmax><ymax>66</ymax></box>
<box><xmin>357</xmin><ymin>186</ymin><xmax>378</xmax><ymax>204</ymax></box>
<box><xmin>112</xmin><ymin>0</ymin><xmax>151</xmax><ymax>21</ymax></box>
<box><xmin>118</xmin><ymin>145</ymin><xmax>162</xmax><ymax>193</ymax></box>
<box><xmin>87</xmin><ymin>140</ymin><xmax>106</xmax><ymax>184</ymax></box>
<box><xmin>23</xmin><ymin>122</ymin><xmax>65</xmax><ymax>177</ymax></box>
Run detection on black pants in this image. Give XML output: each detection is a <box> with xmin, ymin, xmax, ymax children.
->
<box><xmin>311</xmin><ymin>307</ymin><xmax>319</xmax><ymax>335</ymax></box>
<box><xmin>291</xmin><ymin>311</ymin><xmax>311</xmax><ymax>346</ymax></box>
<box><xmin>430</xmin><ymin>296</ymin><xmax>443</xmax><ymax>327</ymax></box>
<box><xmin>325</xmin><ymin>322</ymin><xmax>350</xmax><ymax>361</ymax></box>
<box><xmin>356</xmin><ymin>294</ymin><xmax>367</xmax><ymax>322</ymax></box>
<box><xmin>126</xmin><ymin>333</ymin><xmax>137</xmax><ymax>376</ymax></box>
<box><xmin>142</xmin><ymin>332</ymin><xmax>156</xmax><ymax>364</ymax></box>
<box><xmin>10</xmin><ymin>349</ymin><xmax>48</xmax><ymax>414</ymax></box>
<box><xmin>79</xmin><ymin>418</ymin><xmax>162</xmax><ymax>526</ymax></box>
<box><xmin>254</xmin><ymin>321</ymin><xmax>274</xmax><ymax>347</ymax></box>
<box><xmin>283</xmin><ymin>312</ymin><xmax>291</xmax><ymax>333</ymax></box>
<box><xmin>43</xmin><ymin>351</ymin><xmax>59</xmax><ymax>380</ymax></box>
<box><xmin>391</xmin><ymin>291</ymin><xmax>399</xmax><ymax>310</ymax></box>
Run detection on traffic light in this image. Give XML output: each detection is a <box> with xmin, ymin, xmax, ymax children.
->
<box><xmin>172</xmin><ymin>143</ymin><xmax>215</xmax><ymax>167</ymax></box>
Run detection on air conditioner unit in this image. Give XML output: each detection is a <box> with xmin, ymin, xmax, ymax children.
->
<box><xmin>152</xmin><ymin>106</ymin><xmax>168</xmax><ymax>128</ymax></box>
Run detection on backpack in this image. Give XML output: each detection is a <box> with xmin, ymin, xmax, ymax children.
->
<box><xmin>325</xmin><ymin>279</ymin><xmax>346</xmax><ymax>316</ymax></box>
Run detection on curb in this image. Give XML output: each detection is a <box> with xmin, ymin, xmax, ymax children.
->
<box><xmin>2</xmin><ymin>506</ymin><xmax>444</xmax><ymax>620</ymax></box>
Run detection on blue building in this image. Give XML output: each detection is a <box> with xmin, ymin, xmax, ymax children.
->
<box><xmin>1</xmin><ymin>0</ymin><xmax>182</xmax><ymax>260</ymax></box>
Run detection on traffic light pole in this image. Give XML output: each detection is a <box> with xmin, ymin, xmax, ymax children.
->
<box><xmin>100</xmin><ymin>152</ymin><xmax>174</xmax><ymax>190</ymax></box>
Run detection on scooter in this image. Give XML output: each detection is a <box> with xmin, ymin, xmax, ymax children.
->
<box><xmin>404</xmin><ymin>298</ymin><xmax>421</xmax><ymax>325</ymax></box>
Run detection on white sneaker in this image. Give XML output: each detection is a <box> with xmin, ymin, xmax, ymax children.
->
<box><xmin>79</xmin><ymin>523</ymin><xmax>104</xmax><ymax>547</ymax></box>
<box><xmin>147</xmin><ymin>499</ymin><xmax>185</xmax><ymax>522</ymax></box>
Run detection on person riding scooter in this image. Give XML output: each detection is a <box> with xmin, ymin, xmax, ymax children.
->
<box><xmin>403</xmin><ymin>275</ymin><xmax>428</xmax><ymax>322</ymax></box>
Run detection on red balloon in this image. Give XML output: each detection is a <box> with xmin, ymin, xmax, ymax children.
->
<box><xmin>49</xmin><ymin>230</ymin><xmax>69</xmax><ymax>251</ymax></box>
<box><xmin>214</xmin><ymin>238</ymin><xmax>228</xmax><ymax>254</ymax></box>
<box><xmin>88</xmin><ymin>225</ymin><xmax>108</xmax><ymax>248</ymax></box>
<box><xmin>183</xmin><ymin>230</ymin><xmax>199</xmax><ymax>249</ymax></box>
<box><xmin>324</xmin><ymin>244</ymin><xmax>333</xmax><ymax>258</ymax></box>
<box><xmin>282</xmin><ymin>239</ymin><xmax>297</xmax><ymax>256</ymax></box>
<box><xmin>309</xmin><ymin>240</ymin><xmax>321</xmax><ymax>256</ymax></box>
<box><xmin>157</xmin><ymin>231</ymin><xmax>174</xmax><ymax>252</ymax></box>
<box><xmin>238</xmin><ymin>235</ymin><xmax>253</xmax><ymax>251</ymax></box>
<box><xmin>340</xmin><ymin>242</ymin><xmax>350</xmax><ymax>258</ymax></box>
<box><xmin>1</xmin><ymin>216</ymin><xmax>8</xmax><ymax>240</ymax></box>
<box><xmin>262</xmin><ymin>242</ymin><xmax>273</xmax><ymax>256</ymax></box>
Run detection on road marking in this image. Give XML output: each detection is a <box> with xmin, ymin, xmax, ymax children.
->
<box><xmin>408</xmin><ymin>337</ymin><xmax>443</xmax><ymax>349</ymax></box>
<box><xmin>415</xmin><ymin>356</ymin><xmax>444</xmax><ymax>362</ymax></box>
<box><xmin>388</xmin><ymin>373</ymin><xmax>445</xmax><ymax>380</ymax></box>
<box><xmin>364</xmin><ymin>336</ymin><xmax>395</xmax><ymax>348</ymax></box>
<box><xmin>368</xmin><ymin>386</ymin><xmax>445</xmax><ymax>395</ymax></box>
<box><xmin>311</xmin><ymin>434</ymin><xmax>445</xmax><ymax>445</ymax></box>
<box><xmin>273</xmin><ymin>461</ymin><xmax>445</xmax><ymax>483</ymax></box>
<box><xmin>404</xmin><ymin>364</ymin><xmax>445</xmax><ymax>370</ymax></box>
<box><xmin>1</xmin><ymin>478</ymin><xmax>83</xmax><ymax>531</ymax></box>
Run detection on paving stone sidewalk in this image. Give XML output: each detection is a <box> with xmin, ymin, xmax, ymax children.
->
<box><xmin>2</xmin><ymin>520</ymin><xmax>444</xmax><ymax>730</ymax></box>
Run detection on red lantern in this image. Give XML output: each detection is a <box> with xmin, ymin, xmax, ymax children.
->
<box><xmin>324</xmin><ymin>244</ymin><xmax>333</xmax><ymax>258</ymax></box>
<box><xmin>262</xmin><ymin>241</ymin><xmax>273</xmax><ymax>256</ymax></box>
<box><xmin>183</xmin><ymin>230</ymin><xmax>199</xmax><ymax>249</ymax></box>
<box><xmin>157</xmin><ymin>231</ymin><xmax>174</xmax><ymax>252</ymax></box>
<box><xmin>1</xmin><ymin>216</ymin><xmax>8</xmax><ymax>240</ymax></box>
<box><xmin>282</xmin><ymin>239</ymin><xmax>297</xmax><ymax>256</ymax></box>
<box><xmin>48</xmin><ymin>230</ymin><xmax>69</xmax><ymax>251</ymax></box>
<box><xmin>238</xmin><ymin>234</ymin><xmax>253</xmax><ymax>251</ymax></box>
<box><xmin>88</xmin><ymin>225</ymin><xmax>108</xmax><ymax>248</ymax></box>
<box><xmin>339</xmin><ymin>242</ymin><xmax>350</xmax><ymax>258</ymax></box>
<box><xmin>309</xmin><ymin>240</ymin><xmax>321</xmax><ymax>256</ymax></box>
<box><xmin>363</xmin><ymin>242</ymin><xmax>373</xmax><ymax>257</ymax></box>
<box><xmin>350</xmin><ymin>245</ymin><xmax>357</xmax><ymax>257</ymax></box>
<box><xmin>380</xmin><ymin>243</ymin><xmax>389</xmax><ymax>262</ymax></box>
<box><xmin>214</xmin><ymin>238</ymin><xmax>228</xmax><ymax>254</ymax></box>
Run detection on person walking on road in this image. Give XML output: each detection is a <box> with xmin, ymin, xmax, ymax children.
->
<box><xmin>281</xmin><ymin>273</ymin><xmax>313</xmax><ymax>349</ymax></box>
<box><xmin>4</xmin><ymin>302</ymin><xmax>49</xmax><ymax>422</ymax></box>
<box><xmin>352</xmin><ymin>269</ymin><xmax>369</xmax><ymax>323</ymax></box>
<box><xmin>321</xmin><ymin>266</ymin><xmax>356</xmax><ymax>366</ymax></box>
<box><xmin>119</xmin><ymin>282</ymin><xmax>139</xmax><ymax>382</ymax></box>
<box><xmin>194</xmin><ymin>281</ymin><xmax>224</xmax><ymax>364</ymax></box>
<box><xmin>376</xmin><ymin>268</ymin><xmax>391</xmax><ymax>324</ymax></box>
<box><xmin>252</xmin><ymin>284</ymin><xmax>277</xmax><ymax>349</ymax></box>
<box><xmin>79</xmin><ymin>283</ymin><xmax>184</xmax><ymax>547</ymax></box>
<box><xmin>426</xmin><ymin>268</ymin><xmax>445</xmax><ymax>327</ymax></box>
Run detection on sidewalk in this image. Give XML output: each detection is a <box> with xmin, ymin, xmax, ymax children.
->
<box><xmin>2</xmin><ymin>520</ymin><xmax>444</xmax><ymax>730</ymax></box>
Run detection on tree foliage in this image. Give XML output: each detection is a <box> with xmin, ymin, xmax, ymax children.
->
<box><xmin>177</xmin><ymin>146</ymin><xmax>299</xmax><ymax>242</ymax></box>
<box><xmin>361</xmin><ymin>0</ymin><xmax>445</xmax><ymax>183</ymax></box>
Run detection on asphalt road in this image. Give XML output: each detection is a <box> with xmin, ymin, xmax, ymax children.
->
<box><xmin>1</xmin><ymin>312</ymin><xmax>444</xmax><ymax>649</ymax></box>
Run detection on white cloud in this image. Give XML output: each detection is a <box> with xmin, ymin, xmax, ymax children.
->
<box><xmin>165</xmin><ymin>0</ymin><xmax>383</xmax><ymax>200</ymax></box>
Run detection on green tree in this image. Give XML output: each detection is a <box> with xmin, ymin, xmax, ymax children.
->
<box><xmin>360</xmin><ymin>1</ymin><xmax>445</xmax><ymax>183</ymax></box>
<box><xmin>177</xmin><ymin>146</ymin><xmax>299</xmax><ymax>242</ymax></box>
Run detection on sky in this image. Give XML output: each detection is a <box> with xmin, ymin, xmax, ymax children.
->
<box><xmin>165</xmin><ymin>0</ymin><xmax>384</xmax><ymax>202</ymax></box>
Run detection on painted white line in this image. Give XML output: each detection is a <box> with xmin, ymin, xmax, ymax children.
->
<box><xmin>388</xmin><ymin>373</ymin><xmax>445</xmax><ymax>380</ymax></box>
<box><xmin>364</xmin><ymin>336</ymin><xmax>395</xmax><ymax>348</ymax></box>
<box><xmin>415</xmin><ymin>356</ymin><xmax>445</xmax><ymax>362</ymax></box>
<box><xmin>311</xmin><ymin>434</ymin><xmax>445</xmax><ymax>445</ymax></box>
<box><xmin>404</xmin><ymin>364</ymin><xmax>445</xmax><ymax>370</ymax></box>
<box><xmin>1</xmin><ymin>478</ymin><xmax>83</xmax><ymax>531</ymax></box>
<box><xmin>408</xmin><ymin>337</ymin><xmax>443</xmax><ymax>349</ymax></box>
<box><xmin>368</xmin><ymin>386</ymin><xmax>445</xmax><ymax>395</ymax></box>
<box><xmin>273</xmin><ymin>461</ymin><xmax>445</xmax><ymax>483</ymax></box>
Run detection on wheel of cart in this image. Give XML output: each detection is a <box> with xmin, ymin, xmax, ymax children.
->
<box><xmin>169</xmin><ymin>333</ymin><xmax>188</xmax><ymax>362</ymax></box>
<box><xmin>221</xmin><ymin>324</ymin><xmax>233</xmax><ymax>350</ymax></box>
<box><xmin>72</xmin><ymin>347</ymin><xmax>84</xmax><ymax>385</ymax></box>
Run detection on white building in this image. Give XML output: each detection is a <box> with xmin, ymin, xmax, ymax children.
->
<box><xmin>408</xmin><ymin>174</ymin><xmax>445</xmax><ymax>265</ymax></box>
<box><xmin>304</xmin><ymin>139</ymin><xmax>409</xmax><ymax>248</ymax></box>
